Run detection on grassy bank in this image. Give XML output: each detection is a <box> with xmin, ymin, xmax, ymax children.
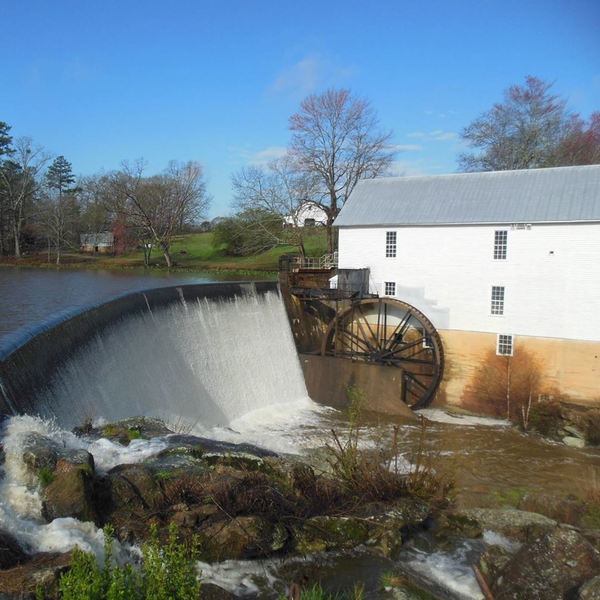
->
<box><xmin>0</xmin><ymin>229</ymin><xmax>328</xmax><ymax>275</ymax></box>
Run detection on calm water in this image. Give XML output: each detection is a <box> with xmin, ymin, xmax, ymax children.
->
<box><xmin>0</xmin><ymin>267</ymin><xmax>226</xmax><ymax>341</ymax></box>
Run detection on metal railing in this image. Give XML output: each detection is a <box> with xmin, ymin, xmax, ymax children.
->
<box><xmin>281</xmin><ymin>251</ymin><xmax>338</xmax><ymax>271</ymax></box>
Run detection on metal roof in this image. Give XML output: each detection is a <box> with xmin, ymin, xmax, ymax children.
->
<box><xmin>80</xmin><ymin>232</ymin><xmax>114</xmax><ymax>245</ymax></box>
<box><xmin>334</xmin><ymin>165</ymin><xmax>600</xmax><ymax>227</ymax></box>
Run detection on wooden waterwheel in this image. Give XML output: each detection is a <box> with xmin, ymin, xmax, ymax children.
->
<box><xmin>321</xmin><ymin>298</ymin><xmax>444</xmax><ymax>409</ymax></box>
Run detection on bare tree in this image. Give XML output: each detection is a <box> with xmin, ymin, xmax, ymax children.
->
<box><xmin>289</xmin><ymin>88</ymin><xmax>395</xmax><ymax>252</ymax></box>
<box><xmin>231</xmin><ymin>154</ymin><xmax>318</xmax><ymax>256</ymax></box>
<box><xmin>108</xmin><ymin>160</ymin><xmax>209</xmax><ymax>267</ymax></box>
<box><xmin>0</xmin><ymin>138</ymin><xmax>49</xmax><ymax>257</ymax></box>
<box><xmin>459</xmin><ymin>76</ymin><xmax>575</xmax><ymax>172</ymax></box>
<box><xmin>548</xmin><ymin>112</ymin><xmax>600</xmax><ymax>166</ymax></box>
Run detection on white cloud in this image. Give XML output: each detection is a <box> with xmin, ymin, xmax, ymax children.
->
<box><xmin>387</xmin><ymin>159</ymin><xmax>449</xmax><ymax>177</ymax></box>
<box><xmin>389</xmin><ymin>143</ymin><xmax>422</xmax><ymax>152</ymax></box>
<box><xmin>407</xmin><ymin>130</ymin><xmax>458</xmax><ymax>141</ymax></box>
<box><xmin>239</xmin><ymin>146</ymin><xmax>288</xmax><ymax>166</ymax></box>
<box><xmin>269</xmin><ymin>54</ymin><xmax>354</xmax><ymax>97</ymax></box>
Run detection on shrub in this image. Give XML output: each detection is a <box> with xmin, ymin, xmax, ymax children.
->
<box><xmin>528</xmin><ymin>401</ymin><xmax>563</xmax><ymax>437</ymax></box>
<box><xmin>127</xmin><ymin>428</ymin><xmax>142</xmax><ymax>441</ymax></box>
<box><xmin>584</xmin><ymin>410</ymin><xmax>600</xmax><ymax>446</ymax></box>
<box><xmin>280</xmin><ymin>583</ymin><xmax>365</xmax><ymax>600</ymax></box>
<box><xmin>59</xmin><ymin>523</ymin><xmax>200</xmax><ymax>600</ymax></box>
<box><xmin>325</xmin><ymin>386</ymin><xmax>454</xmax><ymax>506</ymax></box>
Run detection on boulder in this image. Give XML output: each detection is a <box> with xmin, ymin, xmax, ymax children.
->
<box><xmin>492</xmin><ymin>527</ymin><xmax>600</xmax><ymax>599</ymax></box>
<box><xmin>580</xmin><ymin>575</ymin><xmax>600</xmax><ymax>600</ymax></box>
<box><xmin>478</xmin><ymin>544</ymin><xmax>513</xmax><ymax>584</ymax></box>
<box><xmin>294</xmin><ymin>516</ymin><xmax>370</xmax><ymax>554</ymax></box>
<box><xmin>108</xmin><ymin>464</ymin><xmax>164</xmax><ymax>510</ymax></box>
<box><xmin>0</xmin><ymin>551</ymin><xmax>71</xmax><ymax>599</ymax></box>
<box><xmin>42</xmin><ymin>467</ymin><xmax>97</xmax><ymax>523</ymax></box>
<box><xmin>0</xmin><ymin>530</ymin><xmax>27</xmax><ymax>570</ymax></box>
<box><xmin>456</xmin><ymin>508</ymin><xmax>556</xmax><ymax>543</ymax></box>
<box><xmin>200</xmin><ymin>516</ymin><xmax>286</xmax><ymax>561</ymax></box>
<box><xmin>98</xmin><ymin>417</ymin><xmax>174</xmax><ymax>445</ymax></box>
<box><xmin>564</xmin><ymin>436</ymin><xmax>586</xmax><ymax>449</ymax></box>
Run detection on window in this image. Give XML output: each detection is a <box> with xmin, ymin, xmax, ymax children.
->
<box><xmin>384</xmin><ymin>281</ymin><xmax>396</xmax><ymax>296</ymax></box>
<box><xmin>385</xmin><ymin>231</ymin><xmax>397</xmax><ymax>257</ymax></box>
<box><xmin>497</xmin><ymin>334</ymin><xmax>513</xmax><ymax>356</ymax></box>
<box><xmin>494</xmin><ymin>230</ymin><xmax>507</xmax><ymax>260</ymax></box>
<box><xmin>491</xmin><ymin>286</ymin><xmax>505</xmax><ymax>315</ymax></box>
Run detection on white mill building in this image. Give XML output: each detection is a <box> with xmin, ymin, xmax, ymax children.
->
<box><xmin>333</xmin><ymin>164</ymin><xmax>600</xmax><ymax>405</ymax></box>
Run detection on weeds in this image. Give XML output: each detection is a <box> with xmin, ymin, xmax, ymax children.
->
<box><xmin>528</xmin><ymin>401</ymin><xmax>563</xmax><ymax>437</ymax></box>
<box><xmin>281</xmin><ymin>583</ymin><xmax>364</xmax><ymax>600</ymax></box>
<box><xmin>59</xmin><ymin>523</ymin><xmax>200</xmax><ymax>600</ymax></box>
<box><xmin>127</xmin><ymin>428</ymin><xmax>142</xmax><ymax>441</ymax></box>
<box><xmin>325</xmin><ymin>386</ymin><xmax>454</xmax><ymax>506</ymax></box>
<box><xmin>38</xmin><ymin>466</ymin><xmax>55</xmax><ymax>488</ymax></box>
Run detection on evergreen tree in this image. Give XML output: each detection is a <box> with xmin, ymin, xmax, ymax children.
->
<box><xmin>45</xmin><ymin>155</ymin><xmax>76</xmax><ymax>195</ymax></box>
<box><xmin>0</xmin><ymin>121</ymin><xmax>13</xmax><ymax>158</ymax></box>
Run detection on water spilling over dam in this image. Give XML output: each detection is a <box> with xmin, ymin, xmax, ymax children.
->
<box><xmin>0</xmin><ymin>282</ymin><xmax>310</xmax><ymax>430</ymax></box>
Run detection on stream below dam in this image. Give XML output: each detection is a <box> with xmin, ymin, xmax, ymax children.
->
<box><xmin>0</xmin><ymin>277</ymin><xmax>598</xmax><ymax>598</ymax></box>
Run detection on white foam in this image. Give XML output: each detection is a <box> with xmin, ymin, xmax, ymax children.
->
<box><xmin>418</xmin><ymin>409</ymin><xmax>509</xmax><ymax>427</ymax></box>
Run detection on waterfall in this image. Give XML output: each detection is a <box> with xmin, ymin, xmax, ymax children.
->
<box><xmin>29</xmin><ymin>290</ymin><xmax>309</xmax><ymax>430</ymax></box>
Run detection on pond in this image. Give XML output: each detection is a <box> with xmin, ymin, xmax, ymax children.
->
<box><xmin>0</xmin><ymin>267</ymin><xmax>267</xmax><ymax>341</ymax></box>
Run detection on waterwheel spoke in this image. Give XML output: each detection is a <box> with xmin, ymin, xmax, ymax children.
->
<box><xmin>382</xmin><ymin>337</ymin><xmax>427</xmax><ymax>358</ymax></box>
<box><xmin>382</xmin><ymin>310</ymin><xmax>413</xmax><ymax>353</ymax></box>
<box><xmin>338</xmin><ymin>328</ymin><xmax>374</xmax><ymax>354</ymax></box>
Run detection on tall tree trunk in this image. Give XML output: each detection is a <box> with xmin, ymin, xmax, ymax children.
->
<box><xmin>13</xmin><ymin>222</ymin><xmax>20</xmax><ymax>258</ymax></box>
<box><xmin>163</xmin><ymin>249</ymin><xmax>172</xmax><ymax>268</ymax></box>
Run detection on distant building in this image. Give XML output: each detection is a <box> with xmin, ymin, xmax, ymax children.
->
<box><xmin>80</xmin><ymin>232</ymin><xmax>114</xmax><ymax>254</ymax></box>
<box><xmin>284</xmin><ymin>202</ymin><xmax>327</xmax><ymax>227</ymax></box>
<box><xmin>334</xmin><ymin>165</ymin><xmax>600</xmax><ymax>406</ymax></box>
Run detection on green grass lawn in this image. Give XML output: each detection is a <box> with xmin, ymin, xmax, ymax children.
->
<box><xmin>1</xmin><ymin>229</ymin><xmax>329</xmax><ymax>274</ymax></box>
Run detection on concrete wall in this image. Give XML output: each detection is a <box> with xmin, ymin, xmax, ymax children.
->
<box><xmin>338</xmin><ymin>222</ymin><xmax>600</xmax><ymax>341</ymax></box>
<box><xmin>439</xmin><ymin>329</ymin><xmax>600</xmax><ymax>406</ymax></box>
<box><xmin>300</xmin><ymin>354</ymin><xmax>415</xmax><ymax>419</ymax></box>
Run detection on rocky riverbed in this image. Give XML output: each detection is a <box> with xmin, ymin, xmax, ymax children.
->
<box><xmin>0</xmin><ymin>414</ymin><xmax>599</xmax><ymax>599</ymax></box>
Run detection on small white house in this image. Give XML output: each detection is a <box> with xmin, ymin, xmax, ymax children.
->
<box><xmin>284</xmin><ymin>202</ymin><xmax>328</xmax><ymax>227</ymax></box>
<box><xmin>334</xmin><ymin>165</ymin><xmax>600</xmax><ymax>405</ymax></box>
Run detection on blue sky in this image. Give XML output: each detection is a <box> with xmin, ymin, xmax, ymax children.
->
<box><xmin>1</xmin><ymin>0</ymin><xmax>599</xmax><ymax>217</ymax></box>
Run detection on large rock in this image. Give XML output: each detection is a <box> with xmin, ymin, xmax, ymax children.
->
<box><xmin>95</xmin><ymin>417</ymin><xmax>174</xmax><ymax>445</ymax></box>
<box><xmin>108</xmin><ymin>464</ymin><xmax>164</xmax><ymax>511</ymax></box>
<box><xmin>580</xmin><ymin>575</ymin><xmax>600</xmax><ymax>600</ymax></box>
<box><xmin>492</xmin><ymin>527</ymin><xmax>600</xmax><ymax>599</ymax></box>
<box><xmin>294</xmin><ymin>516</ymin><xmax>370</xmax><ymax>554</ymax></box>
<box><xmin>200</xmin><ymin>516</ymin><xmax>286</xmax><ymax>561</ymax></box>
<box><xmin>42</xmin><ymin>467</ymin><xmax>97</xmax><ymax>523</ymax></box>
<box><xmin>563</xmin><ymin>436</ymin><xmax>586</xmax><ymax>449</ymax></box>
<box><xmin>21</xmin><ymin>433</ymin><xmax>93</xmax><ymax>476</ymax></box>
<box><xmin>456</xmin><ymin>508</ymin><xmax>556</xmax><ymax>543</ymax></box>
<box><xmin>0</xmin><ymin>530</ymin><xmax>27</xmax><ymax>570</ymax></box>
<box><xmin>0</xmin><ymin>551</ymin><xmax>71</xmax><ymax>599</ymax></box>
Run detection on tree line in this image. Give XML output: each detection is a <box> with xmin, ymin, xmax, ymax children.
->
<box><xmin>2</xmin><ymin>76</ymin><xmax>598</xmax><ymax>264</ymax></box>
<box><xmin>0</xmin><ymin>127</ymin><xmax>210</xmax><ymax>265</ymax></box>
<box><xmin>221</xmin><ymin>76</ymin><xmax>599</xmax><ymax>258</ymax></box>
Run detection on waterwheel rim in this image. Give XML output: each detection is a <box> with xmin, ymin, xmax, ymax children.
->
<box><xmin>321</xmin><ymin>298</ymin><xmax>444</xmax><ymax>409</ymax></box>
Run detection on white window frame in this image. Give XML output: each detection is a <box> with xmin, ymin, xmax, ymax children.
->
<box><xmin>493</xmin><ymin>230</ymin><xmax>508</xmax><ymax>260</ymax></box>
<box><xmin>384</xmin><ymin>281</ymin><xmax>396</xmax><ymax>296</ymax></box>
<box><xmin>385</xmin><ymin>231</ymin><xmax>397</xmax><ymax>258</ymax></box>
<box><xmin>491</xmin><ymin>286</ymin><xmax>505</xmax><ymax>315</ymax></box>
<box><xmin>497</xmin><ymin>334</ymin><xmax>514</xmax><ymax>356</ymax></box>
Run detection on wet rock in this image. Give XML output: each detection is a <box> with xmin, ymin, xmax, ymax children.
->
<box><xmin>0</xmin><ymin>551</ymin><xmax>71</xmax><ymax>599</ymax></box>
<box><xmin>96</xmin><ymin>417</ymin><xmax>173</xmax><ymax>445</ymax></box>
<box><xmin>492</xmin><ymin>527</ymin><xmax>600</xmax><ymax>599</ymax></box>
<box><xmin>579</xmin><ymin>575</ymin><xmax>600</xmax><ymax>600</ymax></box>
<box><xmin>165</xmin><ymin>434</ymin><xmax>277</xmax><ymax>458</ymax></box>
<box><xmin>200</xmin><ymin>516</ymin><xmax>286</xmax><ymax>561</ymax></box>
<box><xmin>564</xmin><ymin>436</ymin><xmax>586</xmax><ymax>449</ymax></box>
<box><xmin>200</xmin><ymin>583</ymin><xmax>236</xmax><ymax>600</ymax></box>
<box><xmin>457</xmin><ymin>508</ymin><xmax>556</xmax><ymax>543</ymax></box>
<box><xmin>21</xmin><ymin>433</ymin><xmax>61</xmax><ymax>473</ymax></box>
<box><xmin>42</xmin><ymin>466</ymin><xmax>97</xmax><ymax>523</ymax></box>
<box><xmin>294</xmin><ymin>516</ymin><xmax>370</xmax><ymax>554</ymax></box>
<box><xmin>435</xmin><ymin>511</ymin><xmax>483</xmax><ymax>541</ymax></box>
<box><xmin>170</xmin><ymin>504</ymin><xmax>218</xmax><ymax>529</ymax></box>
<box><xmin>564</xmin><ymin>425</ymin><xmax>586</xmax><ymax>439</ymax></box>
<box><xmin>478</xmin><ymin>544</ymin><xmax>513</xmax><ymax>583</ymax></box>
<box><xmin>21</xmin><ymin>433</ymin><xmax>94</xmax><ymax>479</ymax></box>
<box><xmin>108</xmin><ymin>464</ymin><xmax>164</xmax><ymax>510</ymax></box>
<box><xmin>0</xmin><ymin>530</ymin><xmax>27</xmax><ymax>569</ymax></box>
